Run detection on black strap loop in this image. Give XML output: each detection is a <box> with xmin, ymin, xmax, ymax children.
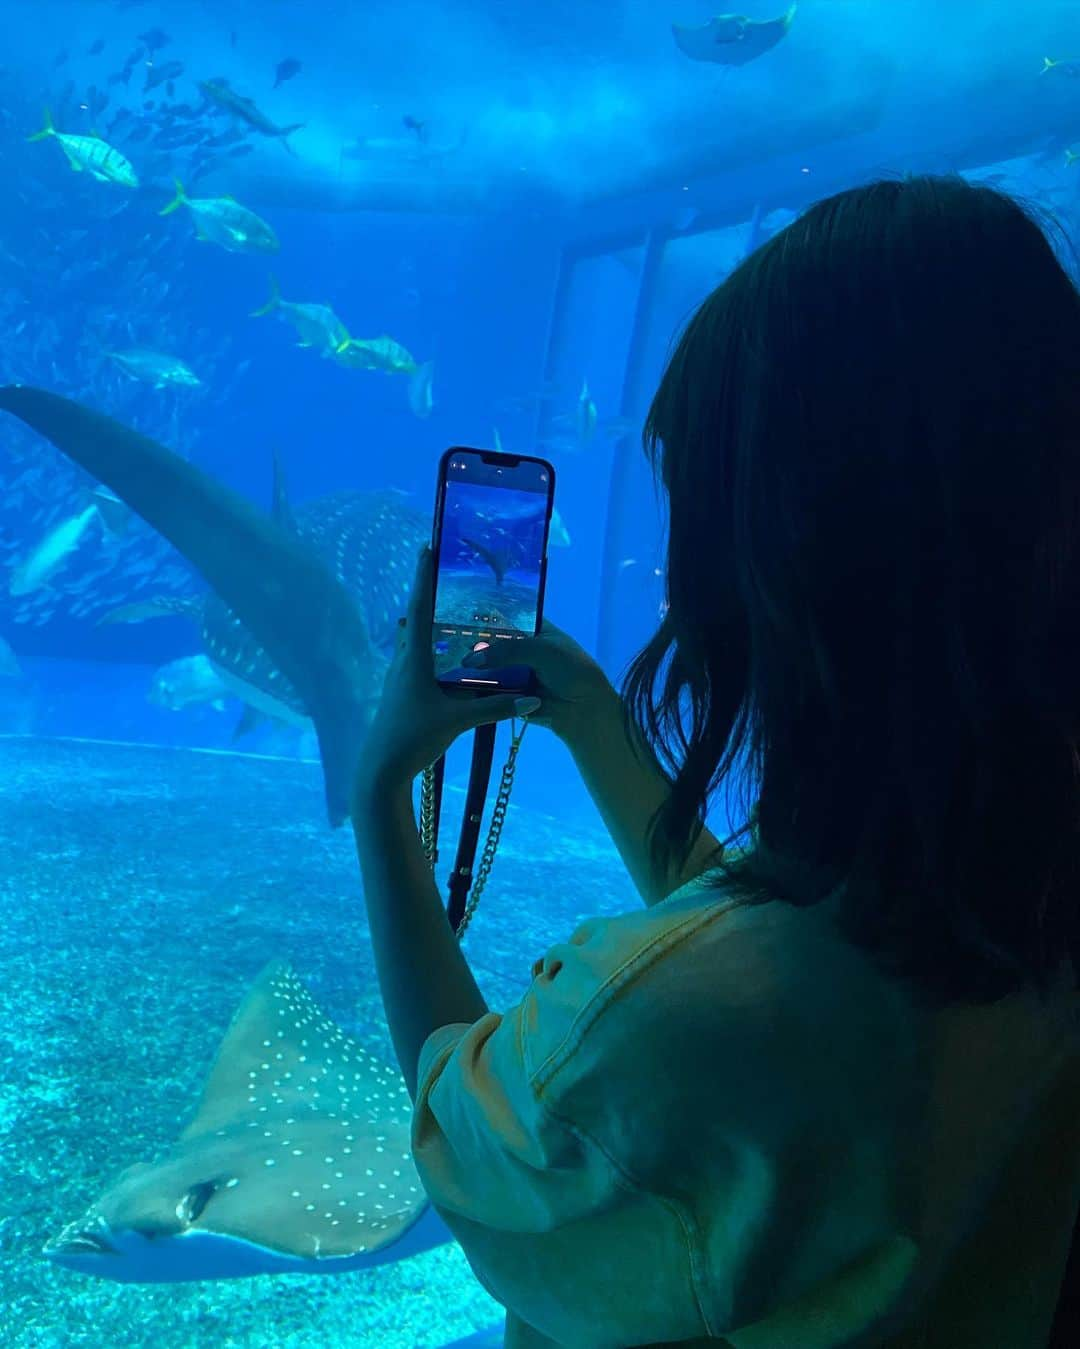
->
<box><xmin>427</xmin><ymin>724</ymin><xmax>498</xmax><ymax>936</ymax></box>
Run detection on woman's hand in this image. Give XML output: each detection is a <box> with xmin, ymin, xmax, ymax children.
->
<box><xmin>354</xmin><ymin>546</ymin><xmax>540</xmax><ymax>801</ymax></box>
<box><xmin>462</xmin><ymin>617</ymin><xmax>619</xmax><ymax>744</ymax></box>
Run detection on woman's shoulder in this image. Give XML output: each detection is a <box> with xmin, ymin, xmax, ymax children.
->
<box><xmin>533</xmin><ymin>852</ymin><xmax>920</xmax><ymax>1159</ymax></box>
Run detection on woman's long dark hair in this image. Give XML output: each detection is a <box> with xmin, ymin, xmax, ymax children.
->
<box><xmin>624</xmin><ymin>175</ymin><xmax>1080</xmax><ymax>1010</ymax></box>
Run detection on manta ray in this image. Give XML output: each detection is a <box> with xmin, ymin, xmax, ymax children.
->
<box><xmin>46</xmin><ymin>961</ymin><xmax>453</xmax><ymax>1281</ymax></box>
<box><xmin>672</xmin><ymin>3</ymin><xmax>797</xmax><ymax>67</ymax></box>
<box><xmin>0</xmin><ymin>385</ymin><xmax>426</xmax><ymax>825</ymax></box>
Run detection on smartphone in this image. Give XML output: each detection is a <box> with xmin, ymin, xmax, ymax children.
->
<box><xmin>431</xmin><ymin>446</ymin><xmax>555</xmax><ymax>693</ymax></box>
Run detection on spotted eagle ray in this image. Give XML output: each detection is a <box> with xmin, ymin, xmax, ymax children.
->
<box><xmin>0</xmin><ymin>385</ymin><xmax>427</xmax><ymax>825</ymax></box>
<box><xmin>46</xmin><ymin>961</ymin><xmax>452</xmax><ymax>1281</ymax></box>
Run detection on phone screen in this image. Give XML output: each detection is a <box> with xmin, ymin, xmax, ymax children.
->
<box><xmin>432</xmin><ymin>448</ymin><xmax>554</xmax><ymax>692</ymax></box>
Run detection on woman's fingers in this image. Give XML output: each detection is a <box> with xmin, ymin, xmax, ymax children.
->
<box><xmin>405</xmin><ymin>546</ymin><xmax>434</xmax><ymax>640</ymax></box>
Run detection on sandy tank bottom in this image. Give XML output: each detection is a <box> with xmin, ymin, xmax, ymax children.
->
<box><xmin>0</xmin><ymin>734</ymin><xmax>634</xmax><ymax>1348</ymax></box>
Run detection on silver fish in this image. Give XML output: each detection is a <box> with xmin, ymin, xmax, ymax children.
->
<box><xmin>9</xmin><ymin>488</ymin><xmax>127</xmax><ymax>596</ymax></box>
<box><xmin>107</xmin><ymin>348</ymin><xmax>201</xmax><ymax>389</ymax></box>
<box><xmin>148</xmin><ymin>653</ymin><xmax>229</xmax><ymax>711</ymax></box>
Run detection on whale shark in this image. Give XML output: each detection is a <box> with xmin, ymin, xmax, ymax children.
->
<box><xmin>103</xmin><ymin>476</ymin><xmax>428</xmax><ymax>739</ymax></box>
<box><xmin>0</xmin><ymin>385</ymin><xmax>426</xmax><ymax>825</ymax></box>
<box><xmin>199</xmin><ymin>487</ymin><xmax>426</xmax><ymax>729</ymax></box>
<box><xmin>46</xmin><ymin>961</ymin><xmax>453</xmax><ymax>1281</ymax></box>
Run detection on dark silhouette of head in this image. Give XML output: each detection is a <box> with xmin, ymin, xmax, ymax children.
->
<box><xmin>627</xmin><ymin>174</ymin><xmax>1080</xmax><ymax>1008</ymax></box>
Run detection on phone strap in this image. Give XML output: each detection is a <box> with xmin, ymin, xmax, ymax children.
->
<box><xmin>419</xmin><ymin>719</ymin><xmax>529</xmax><ymax>938</ymax></box>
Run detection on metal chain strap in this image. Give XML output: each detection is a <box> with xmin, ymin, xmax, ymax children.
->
<box><xmin>419</xmin><ymin>719</ymin><xmax>528</xmax><ymax>941</ymax></box>
<box><xmin>419</xmin><ymin>758</ymin><xmax>438</xmax><ymax>864</ymax></box>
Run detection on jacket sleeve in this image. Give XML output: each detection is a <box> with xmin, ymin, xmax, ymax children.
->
<box><xmin>408</xmin><ymin>882</ymin><xmax>746</xmax><ymax>1234</ymax></box>
<box><xmin>408</xmin><ymin>872</ymin><xmax>750</xmax><ymax>1237</ymax></box>
<box><xmin>409</xmin><ymin>918</ymin><xmax>630</xmax><ymax>1233</ymax></box>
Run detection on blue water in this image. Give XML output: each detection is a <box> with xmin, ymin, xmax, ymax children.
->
<box><xmin>1</xmin><ymin>1</ymin><xmax>1079</xmax><ymax>1344</ymax></box>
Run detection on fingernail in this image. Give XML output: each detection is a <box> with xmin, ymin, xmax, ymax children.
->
<box><xmin>514</xmin><ymin>696</ymin><xmax>541</xmax><ymax>716</ymax></box>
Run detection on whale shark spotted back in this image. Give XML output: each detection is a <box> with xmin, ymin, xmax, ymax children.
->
<box><xmin>194</xmin><ymin>488</ymin><xmax>427</xmax><ymax>729</ymax></box>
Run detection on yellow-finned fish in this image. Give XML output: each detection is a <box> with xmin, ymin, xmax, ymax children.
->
<box><xmin>251</xmin><ymin>276</ymin><xmax>349</xmax><ymax>354</ymax></box>
<box><xmin>334</xmin><ymin>334</ymin><xmax>418</xmax><ymax>375</ymax></box>
<box><xmin>160</xmin><ymin>179</ymin><xmax>279</xmax><ymax>254</ymax></box>
<box><xmin>334</xmin><ymin>335</ymin><xmax>434</xmax><ymax>418</ymax></box>
<box><xmin>27</xmin><ymin>107</ymin><xmax>139</xmax><ymax>187</ymax></box>
<box><xmin>1041</xmin><ymin>56</ymin><xmax>1080</xmax><ymax>78</ymax></box>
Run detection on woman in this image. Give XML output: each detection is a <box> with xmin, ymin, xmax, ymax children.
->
<box><xmin>352</xmin><ymin>176</ymin><xmax>1080</xmax><ymax>1348</ymax></box>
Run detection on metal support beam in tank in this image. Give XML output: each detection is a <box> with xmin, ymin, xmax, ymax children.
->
<box><xmin>595</xmin><ymin>227</ymin><xmax>669</xmax><ymax>671</ymax></box>
<box><xmin>530</xmin><ymin>224</ymin><xmax>655</xmax><ymax>450</ymax></box>
<box><xmin>530</xmin><ymin>245</ymin><xmax>577</xmax><ymax>458</ymax></box>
